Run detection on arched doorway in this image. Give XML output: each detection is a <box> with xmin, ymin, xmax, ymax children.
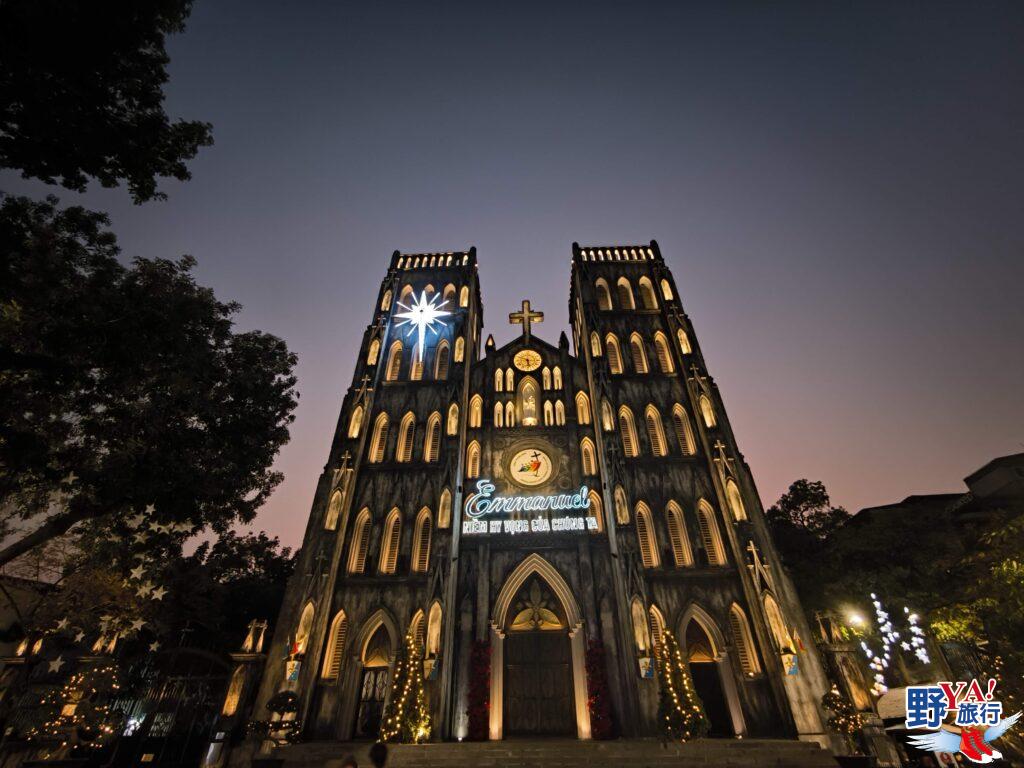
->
<box><xmin>684</xmin><ymin>618</ymin><xmax>734</xmax><ymax>737</ymax></box>
<box><xmin>353</xmin><ymin>624</ymin><xmax>391</xmax><ymax>738</ymax></box>
<box><xmin>503</xmin><ymin>578</ymin><xmax>574</xmax><ymax>736</ymax></box>
<box><xmin>489</xmin><ymin>554</ymin><xmax>591</xmax><ymax>740</ymax></box>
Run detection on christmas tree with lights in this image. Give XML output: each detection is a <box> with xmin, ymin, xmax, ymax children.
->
<box><xmin>379</xmin><ymin>630</ymin><xmax>431</xmax><ymax>743</ymax></box>
<box><xmin>821</xmin><ymin>684</ymin><xmax>866</xmax><ymax>754</ymax></box>
<box><xmin>25</xmin><ymin>662</ymin><xmax>125</xmax><ymax>755</ymax></box>
<box><xmin>656</xmin><ymin>629</ymin><xmax>709</xmax><ymax>742</ymax></box>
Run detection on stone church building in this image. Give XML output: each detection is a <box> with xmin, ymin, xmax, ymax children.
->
<box><xmin>252</xmin><ymin>241</ymin><xmax>833</xmax><ymax>746</ymax></box>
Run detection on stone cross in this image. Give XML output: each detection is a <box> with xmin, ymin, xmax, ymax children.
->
<box><xmin>509</xmin><ymin>300</ymin><xmax>544</xmax><ymax>341</ymax></box>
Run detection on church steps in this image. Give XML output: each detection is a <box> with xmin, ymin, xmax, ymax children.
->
<box><xmin>271</xmin><ymin>738</ymin><xmax>840</xmax><ymax>768</ymax></box>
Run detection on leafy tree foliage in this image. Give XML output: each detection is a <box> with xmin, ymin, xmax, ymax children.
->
<box><xmin>0</xmin><ymin>0</ymin><xmax>212</xmax><ymax>202</ymax></box>
<box><xmin>0</xmin><ymin>195</ymin><xmax>298</xmax><ymax>569</ymax></box>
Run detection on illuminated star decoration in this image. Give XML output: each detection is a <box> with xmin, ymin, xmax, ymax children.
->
<box><xmin>393</xmin><ymin>290</ymin><xmax>451</xmax><ymax>364</ymax></box>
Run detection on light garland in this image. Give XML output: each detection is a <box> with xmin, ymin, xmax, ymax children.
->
<box><xmin>904</xmin><ymin>607</ymin><xmax>931</xmax><ymax>664</ymax></box>
<box><xmin>656</xmin><ymin>629</ymin><xmax>708</xmax><ymax>742</ymax></box>
<box><xmin>380</xmin><ymin>631</ymin><xmax>431</xmax><ymax>743</ymax></box>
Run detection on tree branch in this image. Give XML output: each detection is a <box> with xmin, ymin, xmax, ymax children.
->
<box><xmin>0</xmin><ymin>507</ymin><xmax>92</xmax><ymax>570</ymax></box>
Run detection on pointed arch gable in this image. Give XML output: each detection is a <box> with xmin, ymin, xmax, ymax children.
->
<box><xmin>492</xmin><ymin>553</ymin><xmax>582</xmax><ymax>629</ymax></box>
<box><xmin>678</xmin><ymin>603</ymin><xmax>727</xmax><ymax>660</ymax></box>
<box><xmin>352</xmin><ymin>608</ymin><xmax>400</xmax><ymax>665</ymax></box>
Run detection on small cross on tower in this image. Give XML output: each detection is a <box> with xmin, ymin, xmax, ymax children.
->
<box><xmin>509</xmin><ymin>300</ymin><xmax>544</xmax><ymax>341</ymax></box>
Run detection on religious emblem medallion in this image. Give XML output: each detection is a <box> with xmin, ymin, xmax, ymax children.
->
<box><xmin>513</xmin><ymin>349</ymin><xmax>542</xmax><ymax>372</ymax></box>
<box><xmin>508</xmin><ymin>447</ymin><xmax>554</xmax><ymax>487</ymax></box>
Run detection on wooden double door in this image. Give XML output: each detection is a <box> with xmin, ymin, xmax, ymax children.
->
<box><xmin>504</xmin><ymin>630</ymin><xmax>575</xmax><ymax>736</ymax></box>
<box><xmin>354</xmin><ymin>667</ymin><xmax>389</xmax><ymax>738</ymax></box>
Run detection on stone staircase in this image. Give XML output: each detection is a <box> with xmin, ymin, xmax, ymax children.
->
<box><xmin>272</xmin><ymin>738</ymin><xmax>841</xmax><ymax>767</ymax></box>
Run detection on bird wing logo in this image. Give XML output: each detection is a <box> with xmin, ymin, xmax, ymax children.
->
<box><xmin>907</xmin><ymin>712</ymin><xmax>1020</xmax><ymax>764</ymax></box>
<box><xmin>906</xmin><ymin>679</ymin><xmax>1019</xmax><ymax>764</ymax></box>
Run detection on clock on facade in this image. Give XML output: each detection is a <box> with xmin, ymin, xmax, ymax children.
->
<box><xmin>513</xmin><ymin>349</ymin><xmax>542</xmax><ymax>372</ymax></box>
<box><xmin>508</xmin><ymin>448</ymin><xmax>554</xmax><ymax>487</ymax></box>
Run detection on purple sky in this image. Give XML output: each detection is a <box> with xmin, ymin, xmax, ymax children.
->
<box><xmin>3</xmin><ymin>1</ymin><xmax>1022</xmax><ymax>548</ymax></box>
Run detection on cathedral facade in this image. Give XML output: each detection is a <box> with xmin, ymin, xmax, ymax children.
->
<box><xmin>253</xmin><ymin>242</ymin><xmax>832</xmax><ymax>745</ymax></box>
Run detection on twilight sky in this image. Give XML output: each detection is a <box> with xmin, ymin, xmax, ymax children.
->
<box><xmin>3</xmin><ymin>1</ymin><xmax>1023</xmax><ymax>548</ymax></box>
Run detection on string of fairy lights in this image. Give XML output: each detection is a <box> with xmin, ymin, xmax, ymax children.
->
<box><xmin>656</xmin><ymin>629</ymin><xmax>708</xmax><ymax>742</ymax></box>
<box><xmin>379</xmin><ymin>631</ymin><xmax>431</xmax><ymax>743</ymax></box>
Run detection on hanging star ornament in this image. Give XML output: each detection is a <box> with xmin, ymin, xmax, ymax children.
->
<box><xmin>393</xmin><ymin>290</ymin><xmax>451</xmax><ymax>363</ymax></box>
<box><xmin>150</xmin><ymin>586</ymin><xmax>167</xmax><ymax>601</ymax></box>
<box><xmin>48</xmin><ymin>656</ymin><xmax>65</xmax><ymax>673</ymax></box>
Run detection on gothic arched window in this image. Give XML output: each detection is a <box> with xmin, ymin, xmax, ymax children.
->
<box><xmin>412</xmin><ymin>508</ymin><xmax>432</xmax><ymax>573</ymax></box>
<box><xmin>434</xmin><ymin>340</ymin><xmax>450</xmax><ymax>380</ymax></box>
<box><xmin>672</xmin><ymin>404</ymin><xmax>696</xmax><ymax>455</ymax></box>
<box><xmin>438</xmin><ymin>488</ymin><xmax>452</xmax><ymax>529</ymax></box>
<box><xmin>601</xmin><ymin>399</ymin><xmax>614</xmax><ymax>432</ymax></box>
<box><xmin>321</xmin><ymin>611</ymin><xmax>348</xmax><ymax>680</ymax></box>
<box><xmin>426</xmin><ymin>602</ymin><xmax>443</xmax><ymax>659</ymax></box>
<box><xmin>400</xmin><ymin>285</ymin><xmax>414</xmax><ymax>305</ymax></box>
<box><xmin>555</xmin><ymin>400</ymin><xmax>565</xmax><ymax>426</ymax></box>
<box><xmin>466</xmin><ymin>441</ymin><xmax>481</xmax><ymax>478</ymax></box>
<box><xmin>505</xmin><ymin>368</ymin><xmax>514</xmax><ymax>391</ymax></box>
<box><xmin>542</xmin><ymin>366</ymin><xmax>551</xmax><ymax>390</ymax></box>
<box><xmin>295</xmin><ymin>602</ymin><xmax>315</xmax><ymax>655</ymax></box>
<box><xmin>730</xmin><ymin>605</ymin><xmax>761</xmax><ymax>675</ymax></box>
<box><xmin>459</xmin><ymin>286</ymin><xmax>470</xmax><ymax>307</ymax></box>
<box><xmin>590</xmin><ymin>332</ymin><xmax>602</xmax><ymax>357</ymax></box>
<box><xmin>325</xmin><ymin>490</ymin><xmax>343</xmax><ymax>531</ymax></box>
<box><xmin>638</xmin><ymin>277</ymin><xmax>658</xmax><ymax>309</ymax></box>
<box><xmin>595</xmin><ymin>278</ymin><xmax>612</xmax><ymax>310</ymax></box>
<box><xmin>606</xmin><ymin>334</ymin><xmax>623</xmax><ymax>374</ymax></box>
<box><xmin>553</xmin><ymin>366</ymin><xmax>563</xmax><ymax>389</ymax></box>
<box><xmin>518</xmin><ymin>377</ymin><xmax>540</xmax><ymax>426</ymax></box>
<box><xmin>610</xmin><ymin>488</ymin><xmax>626</xmax><ymax>527</ymax></box>
<box><xmin>348</xmin><ymin>405</ymin><xmax>364</xmax><ymax>439</ymax></box>
<box><xmin>381</xmin><ymin>290</ymin><xmax>392</xmax><ymax>311</ymax></box>
<box><xmin>645</xmin><ymin>405</ymin><xmax>668</xmax><ymax>457</ymax></box>
<box><xmin>447</xmin><ymin>403</ymin><xmax>459</xmax><ymax>435</ymax></box>
<box><xmin>763</xmin><ymin>594</ymin><xmax>793</xmax><ymax>653</ymax></box>
<box><xmin>697</xmin><ymin>500</ymin><xmax>726</xmax><ymax>566</ymax></box>
<box><xmin>385</xmin><ymin>341</ymin><xmax>403</xmax><ymax>381</ymax></box>
<box><xmin>629</xmin><ymin>333</ymin><xmax>649</xmax><ymax>374</ymax></box>
<box><xmin>588</xmin><ymin>490</ymin><xmax>604</xmax><ymax>533</ymax></box>
<box><xmin>410</xmin><ymin>344</ymin><xmax>424</xmax><ymax>381</ymax></box>
<box><xmin>469</xmin><ymin>395</ymin><xmax>482</xmax><ymax>428</ymax></box>
<box><xmin>368</xmin><ymin>413</ymin><xmax>389</xmax><ymax>463</ymax></box>
<box><xmin>505</xmin><ymin>400</ymin><xmax>515</xmax><ymax>427</ymax></box>
<box><xmin>649</xmin><ymin>605</ymin><xmax>666</xmax><ymax>657</ymax></box>
<box><xmin>494</xmin><ymin>369</ymin><xmax>504</xmax><ymax>392</ymax></box>
<box><xmin>631</xmin><ymin>598</ymin><xmax>651</xmax><ymax>654</ymax></box>
<box><xmin>660</xmin><ymin>278</ymin><xmax>673</xmax><ymax>301</ymax></box>
<box><xmin>442</xmin><ymin>283</ymin><xmax>456</xmax><ymax>305</ymax></box>
<box><xmin>223</xmin><ymin>666</ymin><xmax>245</xmax><ymax>715</ymax></box>
<box><xmin>618</xmin><ymin>406</ymin><xmax>639</xmax><ymax>458</ymax></box>
<box><xmin>494</xmin><ymin>402</ymin><xmax>504</xmax><ymax>428</ymax></box>
<box><xmin>348</xmin><ymin>508</ymin><xmax>372</xmax><ymax>573</ymax></box>
<box><xmin>396</xmin><ymin>412</ymin><xmax>415</xmax><ymax>462</ymax></box>
<box><xmin>575</xmin><ymin>392</ymin><xmax>591</xmax><ymax>424</ymax></box>
<box><xmin>635</xmin><ymin>502</ymin><xmax>659</xmax><ymax>568</ymax></box>
<box><xmin>616</xmin><ymin>277</ymin><xmax>636</xmax><ymax>309</ymax></box>
<box><xmin>580</xmin><ymin>438</ymin><xmax>597</xmax><ymax>476</ymax></box>
<box><xmin>665</xmin><ymin>502</ymin><xmax>692</xmax><ymax>567</ymax></box>
<box><xmin>424</xmin><ymin>413</ymin><xmax>441</xmax><ymax>462</ymax></box>
<box><xmin>654</xmin><ymin>332</ymin><xmax>674</xmax><ymax>374</ymax></box>
<box><xmin>367</xmin><ymin>339</ymin><xmax>380</xmax><ymax>366</ymax></box>
<box><xmin>454</xmin><ymin>336</ymin><xmax>465</xmax><ymax>362</ymax></box>
<box><xmin>700</xmin><ymin>394</ymin><xmax>716</xmax><ymax>428</ymax></box>
<box><xmin>677</xmin><ymin>328</ymin><xmax>692</xmax><ymax>355</ymax></box>
<box><xmin>379</xmin><ymin>509</ymin><xmax>402</xmax><ymax>574</ymax></box>
<box><xmin>543</xmin><ymin>400</ymin><xmax>553</xmax><ymax>426</ymax></box>
<box><xmin>726</xmin><ymin>478</ymin><xmax>747</xmax><ymax>521</ymax></box>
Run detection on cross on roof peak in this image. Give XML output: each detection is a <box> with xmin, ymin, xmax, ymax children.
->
<box><xmin>509</xmin><ymin>300</ymin><xmax>544</xmax><ymax>341</ymax></box>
